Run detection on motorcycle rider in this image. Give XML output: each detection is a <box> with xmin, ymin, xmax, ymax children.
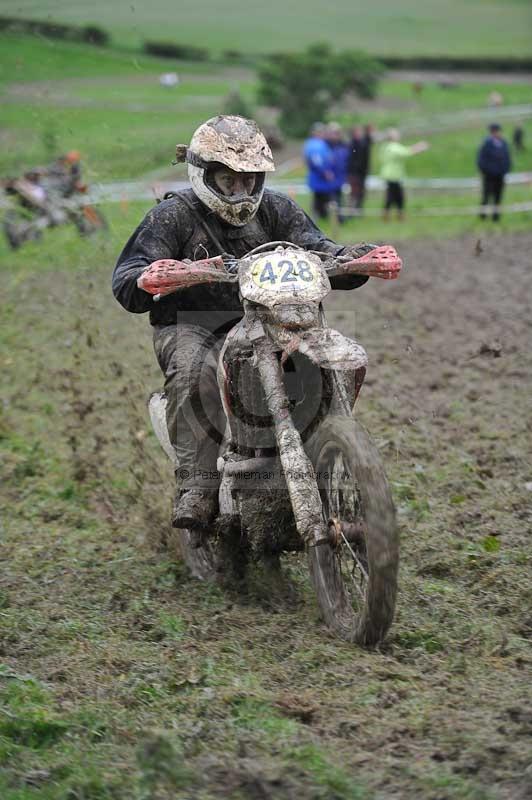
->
<box><xmin>47</xmin><ymin>151</ymin><xmax>83</xmax><ymax>198</ymax></box>
<box><xmin>113</xmin><ymin>115</ymin><xmax>392</xmax><ymax>532</ymax></box>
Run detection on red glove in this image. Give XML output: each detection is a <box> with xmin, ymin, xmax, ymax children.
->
<box><xmin>341</xmin><ymin>245</ymin><xmax>402</xmax><ymax>280</ymax></box>
<box><xmin>137</xmin><ymin>256</ymin><xmax>224</xmax><ymax>297</ymax></box>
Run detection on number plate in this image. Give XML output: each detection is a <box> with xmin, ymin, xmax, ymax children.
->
<box><xmin>251</xmin><ymin>253</ymin><xmax>319</xmax><ymax>292</ymax></box>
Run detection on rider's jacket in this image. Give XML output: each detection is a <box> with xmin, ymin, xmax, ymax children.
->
<box><xmin>113</xmin><ymin>188</ymin><xmax>368</xmax><ymax>331</ymax></box>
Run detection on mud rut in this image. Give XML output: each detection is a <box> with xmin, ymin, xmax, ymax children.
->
<box><xmin>1</xmin><ymin>230</ymin><xmax>531</xmax><ymax>799</ymax></box>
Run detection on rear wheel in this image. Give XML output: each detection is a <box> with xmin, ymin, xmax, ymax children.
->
<box><xmin>307</xmin><ymin>416</ymin><xmax>398</xmax><ymax>645</ymax></box>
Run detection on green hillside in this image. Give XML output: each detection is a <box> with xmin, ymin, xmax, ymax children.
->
<box><xmin>2</xmin><ymin>35</ymin><xmax>532</xmax><ymax>184</ymax></box>
<box><xmin>2</xmin><ymin>0</ymin><xmax>532</xmax><ymax>56</ymax></box>
<box><xmin>1</xmin><ymin>12</ymin><xmax>532</xmax><ymax>800</ymax></box>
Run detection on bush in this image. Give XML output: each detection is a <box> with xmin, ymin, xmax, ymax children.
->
<box><xmin>0</xmin><ymin>17</ymin><xmax>73</xmax><ymax>39</ymax></box>
<box><xmin>0</xmin><ymin>17</ymin><xmax>20</xmax><ymax>32</ymax></box>
<box><xmin>258</xmin><ymin>43</ymin><xmax>384</xmax><ymax>138</ymax></box>
<box><xmin>223</xmin><ymin>89</ymin><xmax>253</xmax><ymax>118</ymax></box>
<box><xmin>378</xmin><ymin>54</ymin><xmax>532</xmax><ymax>72</ymax></box>
<box><xmin>0</xmin><ymin>15</ymin><xmax>110</xmax><ymax>46</ymax></box>
<box><xmin>82</xmin><ymin>25</ymin><xmax>109</xmax><ymax>46</ymax></box>
<box><xmin>222</xmin><ymin>49</ymin><xmax>243</xmax><ymax>63</ymax></box>
<box><xmin>144</xmin><ymin>40</ymin><xmax>209</xmax><ymax>61</ymax></box>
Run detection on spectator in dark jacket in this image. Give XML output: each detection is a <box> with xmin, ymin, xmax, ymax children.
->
<box><xmin>477</xmin><ymin>123</ymin><xmax>512</xmax><ymax>221</ymax></box>
<box><xmin>326</xmin><ymin>122</ymin><xmax>350</xmax><ymax>222</ymax></box>
<box><xmin>347</xmin><ymin>125</ymin><xmax>373</xmax><ymax>214</ymax></box>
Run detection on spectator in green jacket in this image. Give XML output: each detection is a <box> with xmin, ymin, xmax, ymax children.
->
<box><xmin>379</xmin><ymin>129</ymin><xmax>429</xmax><ymax>220</ymax></box>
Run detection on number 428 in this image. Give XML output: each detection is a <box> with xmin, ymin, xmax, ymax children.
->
<box><xmin>259</xmin><ymin>259</ymin><xmax>314</xmax><ymax>284</ymax></box>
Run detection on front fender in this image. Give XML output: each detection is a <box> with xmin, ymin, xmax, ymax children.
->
<box><xmin>269</xmin><ymin>325</ymin><xmax>368</xmax><ymax>372</ymax></box>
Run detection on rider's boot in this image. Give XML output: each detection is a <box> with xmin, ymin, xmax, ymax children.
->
<box><xmin>172</xmin><ymin>487</ymin><xmax>218</xmax><ymax>531</ymax></box>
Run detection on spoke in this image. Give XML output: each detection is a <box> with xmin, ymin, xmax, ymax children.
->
<box><xmin>339</xmin><ymin>528</ymin><xmax>369</xmax><ymax>582</ymax></box>
<box><xmin>336</xmin><ymin>544</ymin><xmax>365</xmax><ymax>600</ymax></box>
<box><xmin>340</xmin><ymin>554</ymin><xmax>365</xmax><ymax>599</ymax></box>
<box><xmin>330</xmin><ymin>453</ymin><xmax>343</xmax><ymax>517</ymax></box>
<box><xmin>322</xmin><ymin>448</ymin><xmax>368</xmax><ymax>602</ymax></box>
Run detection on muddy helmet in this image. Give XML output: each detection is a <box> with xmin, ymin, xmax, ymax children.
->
<box><xmin>175</xmin><ymin>115</ymin><xmax>275</xmax><ymax>226</ymax></box>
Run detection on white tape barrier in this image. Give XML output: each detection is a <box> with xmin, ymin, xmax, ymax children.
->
<box><xmin>331</xmin><ymin>201</ymin><xmax>532</xmax><ymax>218</ymax></box>
<box><xmin>85</xmin><ymin>172</ymin><xmax>532</xmax><ymax>205</ymax></box>
<box><xmin>3</xmin><ymin>179</ymin><xmax>530</xmax><ymax>218</ymax></box>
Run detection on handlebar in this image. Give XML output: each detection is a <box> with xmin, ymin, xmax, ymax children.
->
<box><xmin>243</xmin><ymin>241</ymin><xmax>306</xmax><ymax>256</ymax></box>
<box><xmin>137</xmin><ymin>244</ymin><xmax>402</xmax><ymax>299</ymax></box>
<box><xmin>323</xmin><ymin>245</ymin><xmax>402</xmax><ymax>280</ymax></box>
<box><xmin>235</xmin><ymin>244</ymin><xmax>402</xmax><ymax>279</ymax></box>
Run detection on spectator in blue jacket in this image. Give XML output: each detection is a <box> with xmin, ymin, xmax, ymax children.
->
<box><xmin>477</xmin><ymin>123</ymin><xmax>512</xmax><ymax>222</ymax></box>
<box><xmin>326</xmin><ymin>122</ymin><xmax>350</xmax><ymax>222</ymax></box>
<box><xmin>303</xmin><ymin>122</ymin><xmax>335</xmax><ymax>220</ymax></box>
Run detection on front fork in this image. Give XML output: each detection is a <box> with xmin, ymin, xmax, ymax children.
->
<box><xmin>248</xmin><ymin>315</ymin><xmax>325</xmax><ymax>546</ymax></box>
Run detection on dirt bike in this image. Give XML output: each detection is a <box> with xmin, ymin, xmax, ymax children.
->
<box><xmin>2</xmin><ymin>179</ymin><xmax>107</xmax><ymax>250</ymax></box>
<box><xmin>142</xmin><ymin>242</ymin><xmax>401</xmax><ymax>645</ymax></box>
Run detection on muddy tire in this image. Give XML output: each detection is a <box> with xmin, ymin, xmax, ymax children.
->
<box><xmin>307</xmin><ymin>416</ymin><xmax>398</xmax><ymax>646</ymax></box>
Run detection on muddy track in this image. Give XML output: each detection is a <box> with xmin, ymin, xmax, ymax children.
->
<box><xmin>1</xmin><ymin>230</ymin><xmax>531</xmax><ymax>799</ymax></box>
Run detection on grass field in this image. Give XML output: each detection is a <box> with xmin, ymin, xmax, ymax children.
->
<box><xmin>2</xmin><ymin>35</ymin><xmax>532</xmax><ymax>185</ymax></box>
<box><xmin>0</xmin><ymin>36</ymin><xmax>256</xmax><ymax>180</ymax></box>
<box><xmin>2</xmin><ymin>0</ymin><xmax>532</xmax><ymax>56</ymax></box>
<box><xmin>2</xmin><ymin>21</ymin><xmax>532</xmax><ymax>799</ymax></box>
<box><xmin>1</xmin><ymin>205</ymin><xmax>531</xmax><ymax>800</ymax></box>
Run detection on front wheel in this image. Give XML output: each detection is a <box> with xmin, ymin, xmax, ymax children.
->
<box><xmin>307</xmin><ymin>416</ymin><xmax>398</xmax><ymax>645</ymax></box>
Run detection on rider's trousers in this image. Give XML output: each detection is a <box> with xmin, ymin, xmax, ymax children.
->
<box><xmin>153</xmin><ymin>324</ymin><xmax>226</xmax><ymax>491</ymax></box>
